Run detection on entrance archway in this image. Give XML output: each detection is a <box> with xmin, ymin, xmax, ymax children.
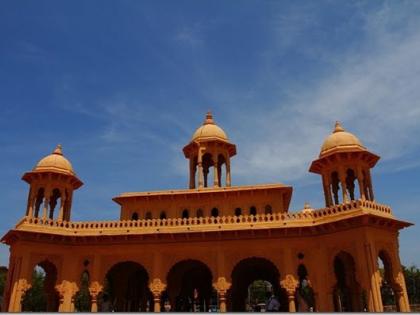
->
<box><xmin>229</xmin><ymin>257</ymin><xmax>288</xmax><ymax>312</ymax></box>
<box><xmin>21</xmin><ymin>260</ymin><xmax>59</xmax><ymax>312</ymax></box>
<box><xmin>166</xmin><ymin>259</ymin><xmax>214</xmax><ymax>312</ymax></box>
<box><xmin>378</xmin><ymin>250</ymin><xmax>398</xmax><ymax>312</ymax></box>
<box><xmin>333</xmin><ymin>251</ymin><xmax>362</xmax><ymax>312</ymax></box>
<box><xmin>104</xmin><ymin>261</ymin><xmax>152</xmax><ymax>312</ymax></box>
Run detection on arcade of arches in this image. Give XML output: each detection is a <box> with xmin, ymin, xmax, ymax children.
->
<box><xmin>1</xmin><ymin>114</ymin><xmax>412</xmax><ymax>312</ymax></box>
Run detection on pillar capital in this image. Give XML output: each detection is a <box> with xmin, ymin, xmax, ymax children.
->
<box><xmin>55</xmin><ymin>280</ymin><xmax>78</xmax><ymax>312</ymax></box>
<box><xmin>213</xmin><ymin>277</ymin><xmax>231</xmax><ymax>295</ymax></box>
<box><xmin>88</xmin><ymin>281</ymin><xmax>103</xmax><ymax>298</ymax></box>
<box><xmin>280</xmin><ymin>274</ymin><xmax>298</xmax><ymax>296</ymax></box>
<box><xmin>149</xmin><ymin>278</ymin><xmax>166</xmax><ymax>297</ymax></box>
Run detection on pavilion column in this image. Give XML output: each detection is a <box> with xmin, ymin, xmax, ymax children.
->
<box><xmin>226</xmin><ymin>159</ymin><xmax>231</xmax><ymax>187</ymax></box>
<box><xmin>281</xmin><ymin>275</ymin><xmax>298</xmax><ymax>312</ymax></box>
<box><xmin>356</xmin><ymin>167</ymin><xmax>366</xmax><ymax>200</ymax></box>
<box><xmin>213</xmin><ymin>277</ymin><xmax>231</xmax><ymax>312</ymax></box>
<box><xmin>189</xmin><ymin>158</ymin><xmax>196</xmax><ymax>189</ymax></box>
<box><xmin>197</xmin><ymin>162</ymin><xmax>204</xmax><ymax>188</ymax></box>
<box><xmin>55</xmin><ymin>280</ymin><xmax>78</xmax><ymax>312</ymax></box>
<box><xmin>213</xmin><ymin>154</ymin><xmax>219</xmax><ymax>187</ymax></box>
<box><xmin>58</xmin><ymin>193</ymin><xmax>66</xmax><ymax>222</ymax></box>
<box><xmin>322</xmin><ymin>173</ymin><xmax>333</xmax><ymax>207</ymax></box>
<box><xmin>338</xmin><ymin>168</ymin><xmax>349</xmax><ymax>203</ymax></box>
<box><xmin>89</xmin><ymin>281</ymin><xmax>103</xmax><ymax>312</ymax></box>
<box><xmin>42</xmin><ymin>189</ymin><xmax>51</xmax><ymax>220</ymax></box>
<box><xmin>26</xmin><ymin>187</ymin><xmax>35</xmax><ymax>218</ymax></box>
<box><xmin>366</xmin><ymin>169</ymin><xmax>375</xmax><ymax>201</ymax></box>
<box><xmin>149</xmin><ymin>278</ymin><xmax>166</xmax><ymax>312</ymax></box>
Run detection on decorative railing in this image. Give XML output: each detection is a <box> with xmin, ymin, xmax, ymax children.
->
<box><xmin>15</xmin><ymin>199</ymin><xmax>392</xmax><ymax>235</ymax></box>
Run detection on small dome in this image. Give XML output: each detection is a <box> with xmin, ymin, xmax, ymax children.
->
<box><xmin>33</xmin><ymin>144</ymin><xmax>75</xmax><ymax>175</ymax></box>
<box><xmin>320</xmin><ymin>122</ymin><xmax>366</xmax><ymax>157</ymax></box>
<box><xmin>192</xmin><ymin>112</ymin><xmax>229</xmax><ymax>142</ymax></box>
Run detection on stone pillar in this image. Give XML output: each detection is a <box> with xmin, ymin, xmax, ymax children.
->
<box><xmin>322</xmin><ymin>174</ymin><xmax>333</xmax><ymax>207</ymax></box>
<box><xmin>213</xmin><ymin>277</ymin><xmax>231</xmax><ymax>312</ymax></box>
<box><xmin>362</xmin><ymin>242</ymin><xmax>383</xmax><ymax>312</ymax></box>
<box><xmin>393</xmin><ymin>272</ymin><xmax>411</xmax><ymax>312</ymax></box>
<box><xmin>8</xmin><ymin>278</ymin><xmax>31</xmax><ymax>312</ymax></box>
<box><xmin>55</xmin><ymin>280</ymin><xmax>78</xmax><ymax>312</ymax></box>
<box><xmin>198</xmin><ymin>162</ymin><xmax>204</xmax><ymax>188</ymax></box>
<box><xmin>213</xmin><ymin>155</ymin><xmax>219</xmax><ymax>187</ymax></box>
<box><xmin>149</xmin><ymin>278</ymin><xmax>166</xmax><ymax>312</ymax></box>
<box><xmin>26</xmin><ymin>187</ymin><xmax>35</xmax><ymax>218</ymax></box>
<box><xmin>356</xmin><ymin>167</ymin><xmax>366</xmax><ymax>200</ymax></box>
<box><xmin>226</xmin><ymin>159</ymin><xmax>231</xmax><ymax>187</ymax></box>
<box><xmin>281</xmin><ymin>275</ymin><xmax>298</xmax><ymax>312</ymax></box>
<box><xmin>189</xmin><ymin>158</ymin><xmax>196</xmax><ymax>189</ymax></box>
<box><xmin>58</xmin><ymin>193</ymin><xmax>66</xmax><ymax>222</ymax></box>
<box><xmin>89</xmin><ymin>281</ymin><xmax>103</xmax><ymax>312</ymax></box>
<box><xmin>338</xmin><ymin>168</ymin><xmax>349</xmax><ymax>203</ymax></box>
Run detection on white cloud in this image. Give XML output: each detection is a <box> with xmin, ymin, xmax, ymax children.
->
<box><xmin>220</xmin><ymin>2</ymin><xmax>420</xmax><ymax>184</ymax></box>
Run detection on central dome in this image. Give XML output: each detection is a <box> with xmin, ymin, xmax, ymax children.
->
<box><xmin>33</xmin><ymin>144</ymin><xmax>75</xmax><ymax>175</ymax></box>
<box><xmin>192</xmin><ymin>112</ymin><xmax>229</xmax><ymax>142</ymax></box>
<box><xmin>320</xmin><ymin>122</ymin><xmax>365</xmax><ymax>157</ymax></box>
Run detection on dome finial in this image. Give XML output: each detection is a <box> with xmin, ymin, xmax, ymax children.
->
<box><xmin>53</xmin><ymin>144</ymin><xmax>63</xmax><ymax>155</ymax></box>
<box><xmin>333</xmin><ymin>121</ymin><xmax>345</xmax><ymax>133</ymax></box>
<box><xmin>203</xmin><ymin>111</ymin><xmax>215</xmax><ymax>125</ymax></box>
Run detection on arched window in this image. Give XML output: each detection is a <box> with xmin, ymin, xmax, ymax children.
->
<box><xmin>265</xmin><ymin>205</ymin><xmax>272</xmax><ymax>215</ymax></box>
<box><xmin>49</xmin><ymin>188</ymin><xmax>61</xmax><ymax>220</ymax></box>
<box><xmin>196</xmin><ymin>209</ymin><xmax>203</xmax><ymax>218</ymax></box>
<box><xmin>145</xmin><ymin>212</ymin><xmax>152</xmax><ymax>220</ymax></box>
<box><xmin>296</xmin><ymin>264</ymin><xmax>315</xmax><ymax>311</ymax></box>
<box><xmin>234</xmin><ymin>208</ymin><xmax>242</xmax><ymax>216</ymax></box>
<box><xmin>34</xmin><ymin>188</ymin><xmax>45</xmax><ymax>218</ymax></box>
<box><xmin>250</xmin><ymin>206</ymin><xmax>257</xmax><ymax>216</ymax></box>
<box><xmin>211</xmin><ymin>207</ymin><xmax>219</xmax><ymax>217</ymax></box>
<box><xmin>182</xmin><ymin>209</ymin><xmax>189</xmax><ymax>219</ymax></box>
<box><xmin>131</xmin><ymin>212</ymin><xmax>139</xmax><ymax>220</ymax></box>
<box><xmin>160</xmin><ymin>211</ymin><xmax>167</xmax><ymax>220</ymax></box>
<box><xmin>74</xmin><ymin>270</ymin><xmax>91</xmax><ymax>312</ymax></box>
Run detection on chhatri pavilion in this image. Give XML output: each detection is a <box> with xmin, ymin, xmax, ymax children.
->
<box><xmin>1</xmin><ymin>112</ymin><xmax>412</xmax><ymax>312</ymax></box>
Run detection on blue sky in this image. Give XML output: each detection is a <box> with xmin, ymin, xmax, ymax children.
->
<box><xmin>1</xmin><ymin>0</ymin><xmax>419</xmax><ymax>267</ymax></box>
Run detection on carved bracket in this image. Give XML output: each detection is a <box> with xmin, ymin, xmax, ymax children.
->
<box><xmin>89</xmin><ymin>281</ymin><xmax>103</xmax><ymax>299</ymax></box>
<box><xmin>213</xmin><ymin>277</ymin><xmax>231</xmax><ymax>296</ymax></box>
<box><xmin>149</xmin><ymin>278</ymin><xmax>167</xmax><ymax>297</ymax></box>
<box><xmin>280</xmin><ymin>275</ymin><xmax>298</xmax><ymax>296</ymax></box>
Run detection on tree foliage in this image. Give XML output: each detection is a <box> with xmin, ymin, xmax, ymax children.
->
<box><xmin>403</xmin><ymin>265</ymin><xmax>420</xmax><ymax>304</ymax></box>
<box><xmin>21</xmin><ymin>269</ymin><xmax>47</xmax><ymax>312</ymax></box>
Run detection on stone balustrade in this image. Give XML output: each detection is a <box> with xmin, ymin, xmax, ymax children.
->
<box><xmin>16</xmin><ymin>199</ymin><xmax>392</xmax><ymax>235</ymax></box>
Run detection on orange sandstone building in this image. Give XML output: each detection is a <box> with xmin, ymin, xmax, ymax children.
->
<box><xmin>1</xmin><ymin>113</ymin><xmax>412</xmax><ymax>312</ymax></box>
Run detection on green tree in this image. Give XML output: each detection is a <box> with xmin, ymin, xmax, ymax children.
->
<box><xmin>21</xmin><ymin>269</ymin><xmax>47</xmax><ymax>312</ymax></box>
<box><xmin>403</xmin><ymin>265</ymin><xmax>420</xmax><ymax>304</ymax></box>
<box><xmin>74</xmin><ymin>271</ymin><xmax>91</xmax><ymax>312</ymax></box>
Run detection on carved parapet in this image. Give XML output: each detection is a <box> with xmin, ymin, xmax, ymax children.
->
<box><xmin>281</xmin><ymin>275</ymin><xmax>298</xmax><ymax>296</ymax></box>
<box><xmin>213</xmin><ymin>277</ymin><xmax>231</xmax><ymax>296</ymax></box>
<box><xmin>149</xmin><ymin>278</ymin><xmax>167</xmax><ymax>297</ymax></box>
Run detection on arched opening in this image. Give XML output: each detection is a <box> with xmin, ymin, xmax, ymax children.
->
<box><xmin>182</xmin><ymin>209</ymin><xmax>189</xmax><ymax>219</ymax></box>
<box><xmin>234</xmin><ymin>208</ymin><xmax>242</xmax><ymax>216</ymax></box>
<box><xmin>103</xmin><ymin>261</ymin><xmax>152</xmax><ymax>312</ymax></box>
<box><xmin>211</xmin><ymin>208</ymin><xmax>219</xmax><ymax>218</ymax></box>
<box><xmin>145</xmin><ymin>212</ymin><xmax>152</xmax><ymax>220</ymax></box>
<box><xmin>331</xmin><ymin>172</ymin><xmax>340</xmax><ymax>205</ymax></box>
<box><xmin>131</xmin><ymin>212</ymin><xmax>139</xmax><ymax>220</ymax></box>
<box><xmin>22</xmin><ymin>260</ymin><xmax>59</xmax><ymax>312</ymax></box>
<box><xmin>34</xmin><ymin>188</ymin><xmax>45</xmax><ymax>218</ymax></box>
<box><xmin>229</xmin><ymin>257</ymin><xmax>288</xmax><ymax>312</ymax></box>
<box><xmin>166</xmin><ymin>259</ymin><xmax>213</xmax><ymax>312</ymax></box>
<box><xmin>74</xmin><ymin>270</ymin><xmax>92</xmax><ymax>312</ymax></box>
<box><xmin>196</xmin><ymin>209</ymin><xmax>203</xmax><ymax>218</ymax></box>
<box><xmin>362</xmin><ymin>170</ymin><xmax>371</xmax><ymax>200</ymax></box>
<box><xmin>264</xmin><ymin>205</ymin><xmax>272</xmax><ymax>215</ymax></box>
<box><xmin>160</xmin><ymin>211</ymin><xmax>167</xmax><ymax>220</ymax></box>
<box><xmin>296</xmin><ymin>264</ymin><xmax>315</xmax><ymax>311</ymax></box>
<box><xmin>48</xmin><ymin>188</ymin><xmax>61</xmax><ymax>220</ymax></box>
<box><xmin>333</xmin><ymin>251</ymin><xmax>362</xmax><ymax>312</ymax></box>
<box><xmin>345</xmin><ymin>169</ymin><xmax>357</xmax><ymax>201</ymax></box>
<box><xmin>202</xmin><ymin>153</ymin><xmax>214</xmax><ymax>188</ymax></box>
<box><xmin>378</xmin><ymin>251</ymin><xmax>398</xmax><ymax>312</ymax></box>
<box><xmin>249</xmin><ymin>206</ymin><xmax>257</xmax><ymax>216</ymax></box>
